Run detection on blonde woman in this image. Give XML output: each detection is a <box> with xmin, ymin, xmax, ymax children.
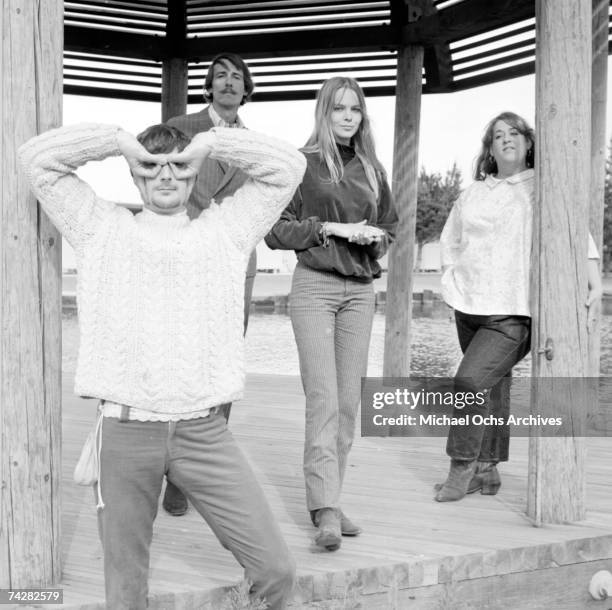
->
<box><xmin>266</xmin><ymin>77</ymin><xmax>397</xmax><ymax>551</ymax></box>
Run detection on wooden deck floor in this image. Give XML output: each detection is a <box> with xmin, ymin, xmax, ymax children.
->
<box><xmin>52</xmin><ymin>373</ymin><xmax>612</xmax><ymax>609</ymax></box>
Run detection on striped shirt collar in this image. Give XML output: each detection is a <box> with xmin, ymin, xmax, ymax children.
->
<box><xmin>208</xmin><ymin>105</ymin><xmax>244</xmax><ymax>129</ymax></box>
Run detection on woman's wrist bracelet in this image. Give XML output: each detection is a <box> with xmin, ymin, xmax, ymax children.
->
<box><xmin>320</xmin><ymin>221</ymin><xmax>330</xmax><ymax>247</ymax></box>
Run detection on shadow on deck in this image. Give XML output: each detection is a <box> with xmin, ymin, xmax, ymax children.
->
<box><xmin>55</xmin><ymin>373</ymin><xmax>612</xmax><ymax>609</ymax></box>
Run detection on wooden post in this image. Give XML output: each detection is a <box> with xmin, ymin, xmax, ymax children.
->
<box><xmin>383</xmin><ymin>44</ymin><xmax>423</xmax><ymax>377</ymax></box>
<box><xmin>161</xmin><ymin>58</ymin><xmax>189</xmax><ymax>122</ymax></box>
<box><xmin>161</xmin><ymin>0</ymin><xmax>188</xmax><ymax>122</ymax></box>
<box><xmin>589</xmin><ymin>0</ymin><xmax>608</xmax><ymax>376</ymax></box>
<box><xmin>528</xmin><ymin>0</ymin><xmax>591</xmax><ymax>524</ymax></box>
<box><xmin>0</xmin><ymin>0</ymin><xmax>63</xmax><ymax>586</ymax></box>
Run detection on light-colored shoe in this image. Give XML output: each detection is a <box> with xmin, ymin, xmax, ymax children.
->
<box><xmin>339</xmin><ymin>510</ymin><xmax>362</xmax><ymax>536</ymax></box>
<box><xmin>313</xmin><ymin>508</ymin><xmax>342</xmax><ymax>551</ymax></box>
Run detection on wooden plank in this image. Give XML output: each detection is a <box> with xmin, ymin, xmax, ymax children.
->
<box><xmin>529</xmin><ymin>0</ymin><xmax>592</xmax><ymax>524</ymax></box>
<box><xmin>52</xmin><ymin>366</ymin><xmax>612</xmax><ymax>608</ymax></box>
<box><xmin>451</xmin><ymin>23</ymin><xmax>535</xmax><ymax>54</ymax></box>
<box><xmin>401</xmin><ymin>0</ymin><xmax>533</xmax><ymax>45</ymax></box>
<box><xmin>453</xmin><ymin>37</ymin><xmax>535</xmax><ymax>68</ymax></box>
<box><xmin>589</xmin><ymin>0</ymin><xmax>608</xmax><ymax>376</ymax></box>
<box><xmin>64</xmin><ymin>25</ymin><xmax>166</xmax><ymax>61</ymax></box>
<box><xmin>383</xmin><ymin>44</ymin><xmax>423</xmax><ymax>376</ymax></box>
<box><xmin>448</xmin><ymin>61</ymin><xmax>535</xmax><ymax>93</ymax></box>
<box><xmin>188</xmin><ymin>0</ymin><xmax>387</xmax><ymax>18</ymax></box>
<box><xmin>37</xmin><ymin>0</ymin><xmax>64</xmax><ymax>587</ymax></box>
<box><xmin>0</xmin><ymin>0</ymin><xmax>63</xmax><ymax>587</ymax></box>
<box><xmin>353</xmin><ymin>559</ymin><xmax>612</xmax><ymax>609</ymax></box>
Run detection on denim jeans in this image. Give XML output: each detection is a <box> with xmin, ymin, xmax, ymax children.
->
<box><xmin>96</xmin><ymin>411</ymin><xmax>294</xmax><ymax>610</ymax></box>
<box><xmin>446</xmin><ymin>310</ymin><xmax>531</xmax><ymax>461</ymax></box>
<box><xmin>289</xmin><ymin>263</ymin><xmax>375</xmax><ymax>511</ymax></box>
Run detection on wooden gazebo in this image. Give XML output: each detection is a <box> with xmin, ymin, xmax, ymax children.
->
<box><xmin>62</xmin><ymin>0</ymin><xmax>539</xmax><ymax>103</ymax></box>
<box><xmin>1</xmin><ymin>0</ymin><xmax>608</xmax><ymax>594</ymax></box>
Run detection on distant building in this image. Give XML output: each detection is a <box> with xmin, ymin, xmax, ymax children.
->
<box><xmin>417</xmin><ymin>242</ymin><xmax>442</xmax><ymax>272</ymax></box>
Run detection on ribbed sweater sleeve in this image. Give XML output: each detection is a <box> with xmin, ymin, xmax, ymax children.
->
<box><xmin>207</xmin><ymin>128</ymin><xmax>306</xmax><ymax>254</ymax></box>
<box><xmin>18</xmin><ymin>123</ymin><xmax>121</xmax><ymax>252</ymax></box>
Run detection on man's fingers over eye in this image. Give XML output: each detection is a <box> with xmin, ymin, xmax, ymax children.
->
<box><xmin>138</xmin><ymin>152</ymin><xmax>167</xmax><ymax>164</ymax></box>
<box><xmin>132</xmin><ymin>162</ymin><xmax>161</xmax><ymax>178</ymax></box>
<box><xmin>169</xmin><ymin>161</ymin><xmax>192</xmax><ymax>172</ymax></box>
<box><xmin>169</xmin><ymin>162</ymin><xmax>197</xmax><ymax>178</ymax></box>
<box><xmin>166</xmin><ymin>151</ymin><xmax>190</xmax><ymax>164</ymax></box>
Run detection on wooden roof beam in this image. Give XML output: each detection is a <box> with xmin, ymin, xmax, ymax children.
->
<box><xmin>166</xmin><ymin>0</ymin><xmax>187</xmax><ymax>55</ymax></box>
<box><xmin>65</xmin><ymin>25</ymin><xmax>164</xmax><ymax>61</ymax></box>
<box><xmin>401</xmin><ymin>0</ymin><xmax>534</xmax><ymax>45</ymax></box>
<box><xmin>389</xmin><ymin>1</ymin><xmax>453</xmax><ymax>93</ymax></box>
<box><xmin>65</xmin><ymin>0</ymin><xmax>536</xmax><ymax>62</ymax></box>
<box><xmin>448</xmin><ymin>61</ymin><xmax>534</xmax><ymax>92</ymax></box>
<box><xmin>424</xmin><ymin>44</ymin><xmax>453</xmax><ymax>92</ymax></box>
<box><xmin>182</xmin><ymin>25</ymin><xmax>400</xmax><ymax>60</ymax></box>
<box><xmin>65</xmin><ymin>23</ymin><xmax>400</xmax><ymax>61</ymax></box>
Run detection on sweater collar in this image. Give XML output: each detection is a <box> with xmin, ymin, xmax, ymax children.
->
<box><xmin>137</xmin><ymin>208</ymin><xmax>190</xmax><ymax>228</ymax></box>
<box><xmin>484</xmin><ymin>168</ymin><xmax>534</xmax><ymax>189</ymax></box>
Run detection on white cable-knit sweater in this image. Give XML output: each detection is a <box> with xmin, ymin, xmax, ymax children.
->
<box><xmin>19</xmin><ymin>124</ymin><xmax>306</xmax><ymax>416</ymax></box>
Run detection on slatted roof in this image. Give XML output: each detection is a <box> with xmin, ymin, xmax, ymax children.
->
<box><xmin>63</xmin><ymin>0</ymin><xmax>611</xmax><ymax>103</ymax></box>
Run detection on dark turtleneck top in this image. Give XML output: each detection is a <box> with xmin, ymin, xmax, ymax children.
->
<box><xmin>265</xmin><ymin>144</ymin><xmax>398</xmax><ymax>282</ymax></box>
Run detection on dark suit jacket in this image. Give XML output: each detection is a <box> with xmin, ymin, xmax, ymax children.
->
<box><xmin>166</xmin><ymin>106</ymin><xmax>256</xmax><ymax>332</ymax></box>
<box><xmin>166</xmin><ymin>107</ymin><xmax>248</xmax><ymax>221</ymax></box>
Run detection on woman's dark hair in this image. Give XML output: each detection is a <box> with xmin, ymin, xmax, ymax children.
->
<box><xmin>473</xmin><ymin>111</ymin><xmax>535</xmax><ymax>181</ymax></box>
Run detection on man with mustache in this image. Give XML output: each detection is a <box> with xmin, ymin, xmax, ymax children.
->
<box><xmin>164</xmin><ymin>53</ymin><xmax>257</xmax><ymax>516</ymax></box>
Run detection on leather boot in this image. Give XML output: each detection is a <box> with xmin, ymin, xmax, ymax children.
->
<box><xmin>313</xmin><ymin>508</ymin><xmax>342</xmax><ymax>551</ymax></box>
<box><xmin>162</xmin><ymin>480</ymin><xmax>188</xmax><ymax>516</ymax></box>
<box><xmin>469</xmin><ymin>462</ymin><xmax>501</xmax><ymax>495</ymax></box>
<box><xmin>310</xmin><ymin>509</ymin><xmax>362</xmax><ymax>536</ymax></box>
<box><xmin>434</xmin><ymin>459</ymin><xmax>477</xmax><ymax>502</ymax></box>
<box><xmin>338</xmin><ymin>510</ymin><xmax>362</xmax><ymax>536</ymax></box>
<box><xmin>434</xmin><ymin>461</ymin><xmax>501</xmax><ymax>495</ymax></box>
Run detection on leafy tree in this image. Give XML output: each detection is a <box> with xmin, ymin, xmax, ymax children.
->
<box><xmin>415</xmin><ymin>163</ymin><xmax>462</xmax><ymax>270</ymax></box>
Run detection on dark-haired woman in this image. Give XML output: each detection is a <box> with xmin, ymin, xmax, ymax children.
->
<box><xmin>436</xmin><ymin>111</ymin><xmax>602</xmax><ymax>502</ymax></box>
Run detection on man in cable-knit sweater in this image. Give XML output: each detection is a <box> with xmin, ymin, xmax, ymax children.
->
<box><xmin>19</xmin><ymin>123</ymin><xmax>305</xmax><ymax>610</ymax></box>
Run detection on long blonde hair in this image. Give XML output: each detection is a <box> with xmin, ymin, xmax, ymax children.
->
<box><xmin>303</xmin><ymin>77</ymin><xmax>384</xmax><ymax>197</ymax></box>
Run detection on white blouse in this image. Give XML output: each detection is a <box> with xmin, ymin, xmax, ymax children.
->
<box><xmin>439</xmin><ymin>169</ymin><xmax>598</xmax><ymax>316</ymax></box>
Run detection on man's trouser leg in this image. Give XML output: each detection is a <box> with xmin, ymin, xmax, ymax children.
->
<box><xmin>97</xmin><ymin>417</ymin><xmax>166</xmax><ymax>610</ymax></box>
<box><xmin>168</xmin><ymin>410</ymin><xmax>295</xmax><ymax>610</ymax></box>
